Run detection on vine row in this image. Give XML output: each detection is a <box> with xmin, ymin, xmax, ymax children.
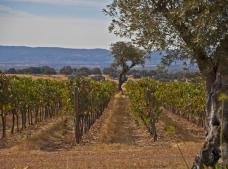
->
<box><xmin>0</xmin><ymin>73</ymin><xmax>116</xmax><ymax>142</ymax></box>
<box><xmin>0</xmin><ymin>73</ymin><xmax>69</xmax><ymax>138</ymax></box>
<box><xmin>68</xmin><ymin>77</ymin><xmax>116</xmax><ymax>143</ymax></box>
<box><xmin>125</xmin><ymin>78</ymin><xmax>206</xmax><ymax>137</ymax></box>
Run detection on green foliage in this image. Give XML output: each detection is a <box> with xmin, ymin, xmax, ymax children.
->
<box><xmin>0</xmin><ymin>73</ymin><xmax>72</xmax><ymax>137</ymax></box>
<box><xmin>215</xmin><ymin>163</ymin><xmax>228</xmax><ymax>169</ymax></box>
<box><xmin>125</xmin><ymin>78</ymin><xmax>161</xmax><ymax>126</ymax></box>
<box><xmin>0</xmin><ymin>73</ymin><xmax>117</xmax><ymax>138</ymax></box>
<box><xmin>156</xmin><ymin>80</ymin><xmax>206</xmax><ymax>126</ymax></box>
<box><xmin>126</xmin><ymin>78</ymin><xmax>206</xmax><ymax>127</ymax></box>
<box><xmin>68</xmin><ymin>77</ymin><xmax>117</xmax><ymax>114</ymax></box>
<box><xmin>8</xmin><ymin>76</ymin><xmax>70</xmax><ymax>115</ymax></box>
<box><xmin>104</xmin><ymin>0</ymin><xmax>228</xmax><ymax>107</ymax></box>
<box><xmin>111</xmin><ymin>41</ymin><xmax>146</xmax><ymax>68</ymax></box>
<box><xmin>111</xmin><ymin>41</ymin><xmax>146</xmax><ymax>90</ymax></box>
<box><xmin>0</xmin><ymin>73</ymin><xmax>10</xmax><ymax>107</ymax></box>
<box><xmin>104</xmin><ymin>0</ymin><xmax>227</xmax><ymax>60</ymax></box>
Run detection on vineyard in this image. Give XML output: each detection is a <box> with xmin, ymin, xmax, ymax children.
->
<box><xmin>68</xmin><ymin>77</ymin><xmax>116</xmax><ymax>143</ymax></box>
<box><xmin>125</xmin><ymin>78</ymin><xmax>206</xmax><ymax>141</ymax></box>
<box><xmin>0</xmin><ymin>74</ymin><xmax>217</xmax><ymax>168</ymax></box>
<box><xmin>0</xmin><ymin>73</ymin><xmax>68</xmax><ymax>139</ymax></box>
<box><xmin>0</xmin><ymin>73</ymin><xmax>116</xmax><ymax>142</ymax></box>
<box><xmin>0</xmin><ymin>73</ymin><xmax>208</xmax><ymax>168</ymax></box>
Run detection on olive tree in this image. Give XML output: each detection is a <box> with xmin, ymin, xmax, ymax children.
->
<box><xmin>104</xmin><ymin>1</ymin><xmax>228</xmax><ymax>168</ymax></box>
<box><xmin>111</xmin><ymin>41</ymin><xmax>146</xmax><ymax>91</ymax></box>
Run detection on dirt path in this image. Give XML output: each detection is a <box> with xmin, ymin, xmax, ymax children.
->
<box><xmin>100</xmin><ymin>94</ymin><xmax>137</xmax><ymax>144</ymax></box>
<box><xmin>82</xmin><ymin>93</ymin><xmax>204</xmax><ymax>145</ymax></box>
<box><xmin>0</xmin><ymin>93</ymin><xmax>204</xmax><ymax>169</ymax></box>
<box><xmin>159</xmin><ymin>108</ymin><xmax>204</xmax><ymax>142</ymax></box>
<box><xmin>82</xmin><ymin>93</ymin><xmax>152</xmax><ymax>146</ymax></box>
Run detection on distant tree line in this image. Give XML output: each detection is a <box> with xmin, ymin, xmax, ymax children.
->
<box><xmin>2</xmin><ymin>65</ymin><xmax>199</xmax><ymax>82</ymax></box>
<box><xmin>128</xmin><ymin>69</ymin><xmax>200</xmax><ymax>82</ymax></box>
<box><xmin>59</xmin><ymin>66</ymin><xmax>102</xmax><ymax>76</ymax></box>
<box><xmin>6</xmin><ymin>66</ymin><xmax>56</xmax><ymax>75</ymax></box>
<box><xmin>4</xmin><ymin>66</ymin><xmax>103</xmax><ymax>76</ymax></box>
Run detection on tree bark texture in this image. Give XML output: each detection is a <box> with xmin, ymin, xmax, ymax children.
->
<box><xmin>192</xmin><ymin>36</ymin><xmax>228</xmax><ymax>168</ymax></box>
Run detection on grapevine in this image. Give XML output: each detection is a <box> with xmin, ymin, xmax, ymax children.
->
<box><xmin>125</xmin><ymin>78</ymin><xmax>206</xmax><ymax>136</ymax></box>
<box><xmin>0</xmin><ymin>74</ymin><xmax>116</xmax><ymax>141</ymax></box>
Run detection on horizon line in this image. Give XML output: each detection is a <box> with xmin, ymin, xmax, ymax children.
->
<box><xmin>0</xmin><ymin>44</ymin><xmax>111</xmax><ymax>50</ymax></box>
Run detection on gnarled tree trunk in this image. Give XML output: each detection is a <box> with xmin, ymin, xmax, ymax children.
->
<box><xmin>192</xmin><ymin>36</ymin><xmax>228</xmax><ymax>168</ymax></box>
<box><xmin>118</xmin><ymin>72</ymin><xmax>126</xmax><ymax>91</ymax></box>
<box><xmin>192</xmin><ymin>73</ymin><xmax>228</xmax><ymax>169</ymax></box>
<box><xmin>192</xmin><ymin>30</ymin><xmax>228</xmax><ymax>169</ymax></box>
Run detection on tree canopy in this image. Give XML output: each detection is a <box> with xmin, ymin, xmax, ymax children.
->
<box><xmin>105</xmin><ymin>0</ymin><xmax>228</xmax><ymax>77</ymax></box>
<box><xmin>111</xmin><ymin>41</ymin><xmax>146</xmax><ymax>90</ymax></box>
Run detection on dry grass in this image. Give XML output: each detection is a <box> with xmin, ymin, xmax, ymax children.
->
<box><xmin>6</xmin><ymin>74</ymin><xmax>68</xmax><ymax>81</ymax></box>
<box><xmin>0</xmin><ymin>142</ymin><xmax>202</xmax><ymax>169</ymax></box>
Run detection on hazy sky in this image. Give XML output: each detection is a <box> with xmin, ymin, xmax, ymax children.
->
<box><xmin>0</xmin><ymin>0</ymin><xmax>123</xmax><ymax>49</ymax></box>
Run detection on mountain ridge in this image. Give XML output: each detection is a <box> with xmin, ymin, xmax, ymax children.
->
<box><xmin>0</xmin><ymin>45</ymin><xmax>167</xmax><ymax>70</ymax></box>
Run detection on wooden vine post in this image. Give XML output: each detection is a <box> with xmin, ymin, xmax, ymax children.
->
<box><xmin>74</xmin><ymin>87</ymin><xmax>80</xmax><ymax>144</ymax></box>
<box><xmin>146</xmin><ymin>87</ymin><xmax>157</xmax><ymax>142</ymax></box>
<box><xmin>0</xmin><ymin>73</ymin><xmax>9</xmax><ymax>138</ymax></box>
